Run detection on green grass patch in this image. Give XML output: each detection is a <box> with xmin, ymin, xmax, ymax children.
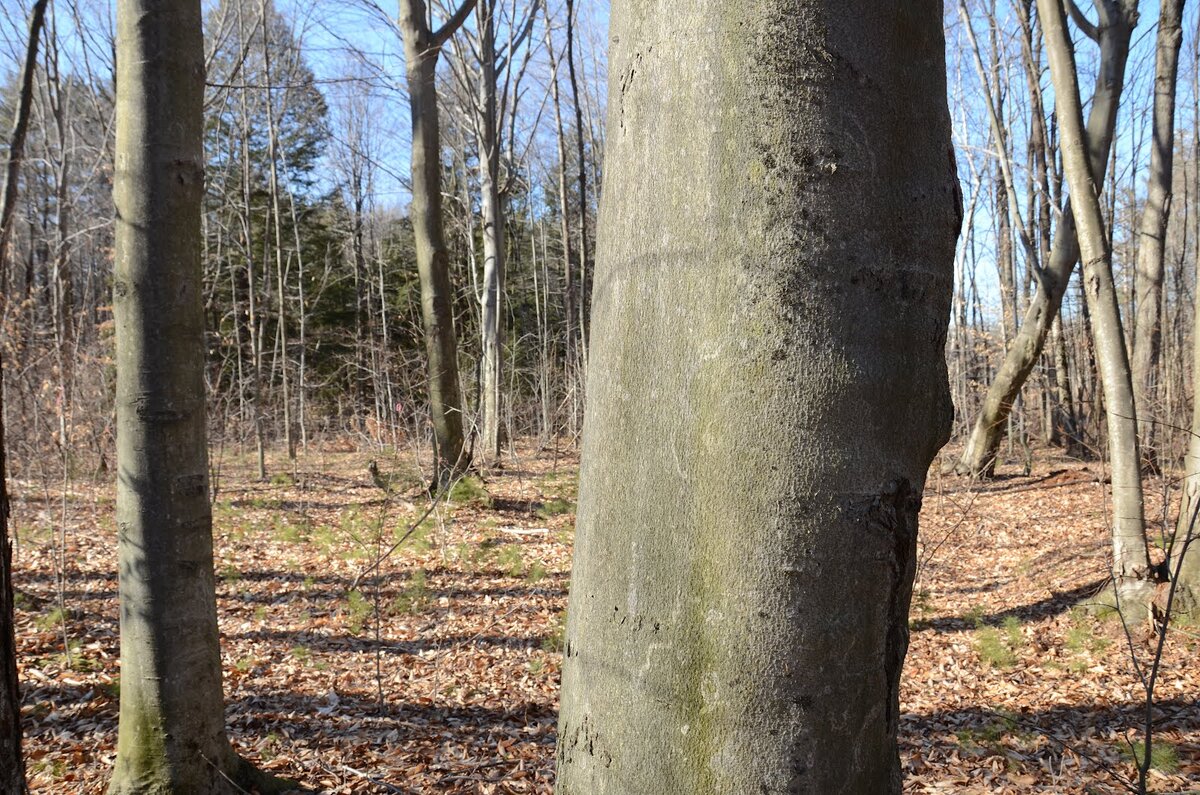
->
<box><xmin>273</xmin><ymin>516</ymin><xmax>307</xmax><ymax>544</ymax></box>
<box><xmin>387</xmin><ymin>569</ymin><xmax>430</xmax><ymax>615</ymax></box>
<box><xmin>35</xmin><ymin>606</ymin><xmax>69</xmax><ymax>632</ymax></box>
<box><xmin>1123</xmin><ymin>740</ymin><xmax>1180</xmax><ymax>774</ymax></box>
<box><xmin>976</xmin><ymin>624</ymin><xmax>1019</xmax><ymax>669</ymax></box>
<box><xmin>526</xmin><ymin>560</ymin><xmax>548</xmax><ymax>583</ymax></box>
<box><xmin>345</xmin><ymin>590</ymin><xmax>373</xmax><ymax>635</ymax></box>
<box><xmin>537</xmin><ymin>497</ymin><xmax>574</xmax><ymax>518</ymax></box>
<box><xmin>448</xmin><ymin>476</ymin><xmax>489</xmax><ymax>505</ymax></box>
<box><xmin>497</xmin><ymin>545</ymin><xmax>524</xmax><ymax>577</ymax></box>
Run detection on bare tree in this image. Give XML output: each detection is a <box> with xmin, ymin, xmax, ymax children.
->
<box><xmin>955</xmin><ymin>0</ymin><xmax>1136</xmax><ymax>478</ymax></box>
<box><xmin>397</xmin><ymin>0</ymin><xmax>474</xmax><ymax>483</ymax></box>
<box><xmin>1131</xmin><ymin>0</ymin><xmax>1187</xmax><ymax>463</ymax></box>
<box><xmin>1038</xmin><ymin>0</ymin><xmax>1152</xmax><ymax>604</ymax></box>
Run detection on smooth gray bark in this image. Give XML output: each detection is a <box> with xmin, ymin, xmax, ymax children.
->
<box><xmin>1176</xmin><ymin>258</ymin><xmax>1200</xmax><ymax>611</ymax></box>
<box><xmin>955</xmin><ymin>1</ymin><xmax>1134</xmax><ymax>478</ymax></box>
<box><xmin>476</xmin><ymin>0</ymin><xmax>505</xmax><ymax>465</ymax></box>
<box><xmin>398</xmin><ymin>0</ymin><xmax>473</xmax><ymax>484</ymax></box>
<box><xmin>555</xmin><ymin>2</ymin><xmax>959</xmax><ymax>793</ymax></box>
<box><xmin>0</xmin><ymin>3</ymin><xmax>50</xmax><ymax>791</ymax></box>
<box><xmin>1131</xmin><ymin>0</ymin><xmax>1186</xmax><ymax>461</ymax></box>
<box><xmin>108</xmin><ymin>0</ymin><xmax>288</xmax><ymax>790</ymax></box>
<box><xmin>1038</xmin><ymin>0</ymin><xmax>1151</xmax><ymax>593</ymax></box>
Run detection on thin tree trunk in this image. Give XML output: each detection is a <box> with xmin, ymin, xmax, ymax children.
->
<box><xmin>543</xmin><ymin>10</ymin><xmax>577</xmax><ymax>374</ymax></box>
<box><xmin>0</xmin><ymin>0</ymin><xmax>49</xmax><ymax>305</ymax></box>
<box><xmin>564</xmin><ymin>0</ymin><xmax>590</xmax><ymax>371</ymax></box>
<box><xmin>107</xmin><ymin>0</ymin><xmax>290</xmax><ymax>789</ymax></box>
<box><xmin>261</xmin><ymin>5</ymin><xmax>295</xmax><ymax>459</ymax></box>
<box><xmin>955</xmin><ymin>3</ymin><xmax>1134</xmax><ymax>478</ymax></box>
<box><xmin>1131</xmin><ymin>0</ymin><xmax>1186</xmax><ymax>463</ymax></box>
<box><xmin>556</xmin><ymin>2</ymin><xmax>959</xmax><ymax>791</ymax></box>
<box><xmin>477</xmin><ymin>0</ymin><xmax>505</xmax><ymax>465</ymax></box>
<box><xmin>398</xmin><ymin>0</ymin><xmax>473</xmax><ymax>484</ymax></box>
<box><xmin>1038</xmin><ymin>0</ymin><xmax>1151</xmax><ymax>598</ymax></box>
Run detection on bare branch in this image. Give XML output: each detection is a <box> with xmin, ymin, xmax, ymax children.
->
<box><xmin>1067</xmin><ymin>0</ymin><xmax>1099</xmax><ymax>40</ymax></box>
<box><xmin>431</xmin><ymin>0</ymin><xmax>475</xmax><ymax>49</ymax></box>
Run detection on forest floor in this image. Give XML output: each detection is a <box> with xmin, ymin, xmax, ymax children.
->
<box><xmin>9</xmin><ymin>441</ymin><xmax>1200</xmax><ymax>793</ymax></box>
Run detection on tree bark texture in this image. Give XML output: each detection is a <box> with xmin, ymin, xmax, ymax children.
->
<box><xmin>1131</xmin><ymin>0</ymin><xmax>1186</xmax><ymax>460</ymax></box>
<box><xmin>955</xmin><ymin>3</ymin><xmax>1134</xmax><ymax>478</ymax></box>
<box><xmin>555</xmin><ymin>2</ymin><xmax>960</xmax><ymax>793</ymax></box>
<box><xmin>108</xmin><ymin>0</ymin><xmax>287</xmax><ymax>790</ymax></box>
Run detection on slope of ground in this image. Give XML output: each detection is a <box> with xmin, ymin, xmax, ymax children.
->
<box><xmin>9</xmin><ymin>443</ymin><xmax>1200</xmax><ymax>792</ymax></box>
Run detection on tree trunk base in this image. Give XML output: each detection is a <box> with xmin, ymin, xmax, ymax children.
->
<box><xmin>107</xmin><ymin>748</ymin><xmax>301</xmax><ymax>795</ymax></box>
<box><xmin>1079</xmin><ymin>578</ymin><xmax>1158</xmax><ymax>625</ymax></box>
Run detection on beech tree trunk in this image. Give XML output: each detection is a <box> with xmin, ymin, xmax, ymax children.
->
<box><xmin>398</xmin><ymin>0</ymin><xmax>473</xmax><ymax>484</ymax></box>
<box><xmin>555</xmin><ymin>2</ymin><xmax>959</xmax><ymax>792</ymax></box>
<box><xmin>1038</xmin><ymin>0</ymin><xmax>1151</xmax><ymax>596</ymax></box>
<box><xmin>476</xmin><ymin>0</ymin><xmax>505</xmax><ymax>465</ymax></box>
<box><xmin>955</xmin><ymin>2</ymin><xmax>1134</xmax><ymax>478</ymax></box>
<box><xmin>1131</xmin><ymin>0</ymin><xmax>1186</xmax><ymax>461</ymax></box>
<box><xmin>107</xmin><ymin>0</ymin><xmax>287</xmax><ymax>790</ymax></box>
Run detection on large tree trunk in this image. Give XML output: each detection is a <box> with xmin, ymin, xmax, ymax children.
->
<box><xmin>1131</xmin><ymin>0</ymin><xmax>1186</xmax><ymax>462</ymax></box>
<box><xmin>1038</xmin><ymin>0</ymin><xmax>1151</xmax><ymax>598</ymax></box>
<box><xmin>955</xmin><ymin>4</ymin><xmax>1134</xmax><ymax>478</ymax></box>
<box><xmin>107</xmin><ymin>0</ymin><xmax>288</xmax><ymax>790</ymax></box>
<box><xmin>555</xmin><ymin>2</ymin><xmax>959</xmax><ymax>792</ymax></box>
<box><xmin>399</xmin><ymin>0</ymin><xmax>471</xmax><ymax>484</ymax></box>
<box><xmin>0</xmin><ymin>2</ymin><xmax>50</xmax><ymax>791</ymax></box>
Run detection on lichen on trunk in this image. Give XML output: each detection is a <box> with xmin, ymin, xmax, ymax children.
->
<box><xmin>555</xmin><ymin>2</ymin><xmax>960</xmax><ymax>792</ymax></box>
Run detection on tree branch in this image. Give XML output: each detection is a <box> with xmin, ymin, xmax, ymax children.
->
<box><xmin>1066</xmin><ymin>0</ymin><xmax>1099</xmax><ymax>40</ymax></box>
<box><xmin>431</xmin><ymin>0</ymin><xmax>475</xmax><ymax>49</ymax></box>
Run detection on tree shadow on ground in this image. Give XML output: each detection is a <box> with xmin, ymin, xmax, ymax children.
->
<box><xmin>910</xmin><ymin>578</ymin><xmax>1107</xmax><ymax>632</ymax></box>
